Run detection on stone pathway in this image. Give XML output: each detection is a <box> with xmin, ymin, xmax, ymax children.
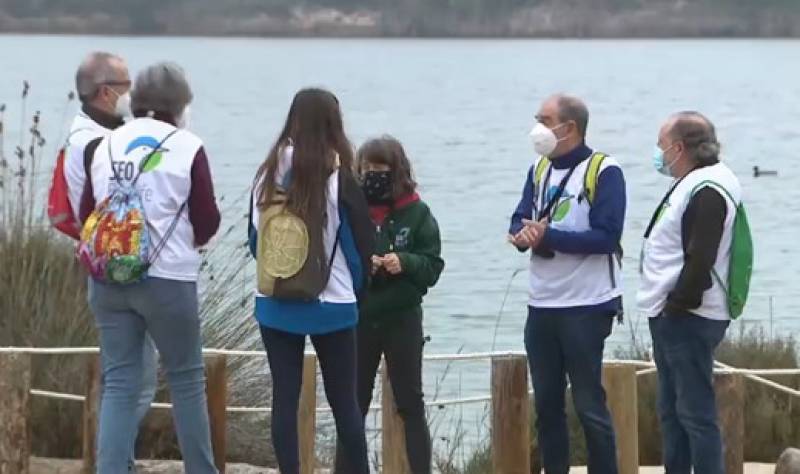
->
<box><xmin>570</xmin><ymin>465</ymin><xmax>776</xmax><ymax>474</ymax></box>
<box><xmin>30</xmin><ymin>458</ymin><xmax>299</xmax><ymax>474</ymax></box>
<box><xmin>32</xmin><ymin>458</ymin><xmax>778</xmax><ymax>473</ymax></box>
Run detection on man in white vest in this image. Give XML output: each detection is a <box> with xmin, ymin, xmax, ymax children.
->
<box><xmin>67</xmin><ymin>52</ymin><xmax>131</xmax><ymax>220</ymax></box>
<box><xmin>509</xmin><ymin>94</ymin><xmax>625</xmax><ymax>473</ymax></box>
<box><xmin>67</xmin><ymin>51</ymin><xmax>158</xmax><ymax>471</ymax></box>
<box><xmin>638</xmin><ymin>112</ymin><xmax>739</xmax><ymax>474</ymax></box>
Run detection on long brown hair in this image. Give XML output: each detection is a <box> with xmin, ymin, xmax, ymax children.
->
<box><xmin>356</xmin><ymin>135</ymin><xmax>417</xmax><ymax>200</ymax></box>
<box><xmin>255</xmin><ymin>88</ymin><xmax>354</xmax><ymax>221</ymax></box>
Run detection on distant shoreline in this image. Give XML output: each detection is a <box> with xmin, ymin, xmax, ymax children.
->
<box><xmin>2</xmin><ymin>4</ymin><xmax>800</xmax><ymax>40</ymax></box>
<box><xmin>2</xmin><ymin>31</ymin><xmax>800</xmax><ymax>40</ymax></box>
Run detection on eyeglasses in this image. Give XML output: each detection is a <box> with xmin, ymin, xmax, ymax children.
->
<box><xmin>101</xmin><ymin>80</ymin><xmax>131</xmax><ymax>87</ymax></box>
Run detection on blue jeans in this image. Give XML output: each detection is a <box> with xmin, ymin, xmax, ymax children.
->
<box><xmin>649</xmin><ymin>312</ymin><xmax>729</xmax><ymax>474</ymax></box>
<box><xmin>524</xmin><ymin>307</ymin><xmax>618</xmax><ymax>474</ymax></box>
<box><xmin>99</xmin><ymin>334</ymin><xmax>158</xmax><ymax>469</ymax></box>
<box><xmin>89</xmin><ymin>278</ymin><xmax>217</xmax><ymax>474</ymax></box>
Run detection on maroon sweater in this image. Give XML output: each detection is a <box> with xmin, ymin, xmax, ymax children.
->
<box><xmin>79</xmin><ymin>116</ymin><xmax>221</xmax><ymax>247</ymax></box>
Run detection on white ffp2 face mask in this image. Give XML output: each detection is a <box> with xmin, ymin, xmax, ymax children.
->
<box><xmin>529</xmin><ymin>122</ymin><xmax>559</xmax><ymax>156</ymax></box>
<box><xmin>112</xmin><ymin>90</ymin><xmax>132</xmax><ymax>119</ymax></box>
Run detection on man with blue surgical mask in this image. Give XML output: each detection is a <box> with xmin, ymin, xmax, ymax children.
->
<box><xmin>508</xmin><ymin>94</ymin><xmax>626</xmax><ymax>474</ymax></box>
<box><xmin>638</xmin><ymin>112</ymin><xmax>742</xmax><ymax>474</ymax></box>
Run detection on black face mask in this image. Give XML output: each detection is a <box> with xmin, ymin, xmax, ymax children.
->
<box><xmin>362</xmin><ymin>171</ymin><xmax>393</xmax><ymax>204</ymax></box>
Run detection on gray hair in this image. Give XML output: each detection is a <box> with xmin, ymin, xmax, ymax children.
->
<box><xmin>669</xmin><ymin>111</ymin><xmax>721</xmax><ymax>166</ymax></box>
<box><xmin>556</xmin><ymin>95</ymin><xmax>589</xmax><ymax>138</ymax></box>
<box><xmin>130</xmin><ymin>62</ymin><xmax>193</xmax><ymax>118</ymax></box>
<box><xmin>75</xmin><ymin>52</ymin><xmax>124</xmax><ymax>102</ymax></box>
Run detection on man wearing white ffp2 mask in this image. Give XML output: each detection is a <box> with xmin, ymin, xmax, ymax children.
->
<box><xmin>528</xmin><ymin>120</ymin><xmax>571</xmax><ymax>157</ymax></box>
<box><xmin>508</xmin><ymin>94</ymin><xmax>627</xmax><ymax>474</ymax></box>
<box><xmin>64</xmin><ymin>51</ymin><xmax>158</xmax><ymax>473</ymax></box>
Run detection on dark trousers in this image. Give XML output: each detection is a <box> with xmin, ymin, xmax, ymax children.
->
<box><xmin>261</xmin><ymin>326</ymin><xmax>369</xmax><ymax>474</ymax></box>
<box><xmin>335</xmin><ymin>308</ymin><xmax>431</xmax><ymax>474</ymax></box>
<box><xmin>524</xmin><ymin>306</ymin><xmax>618</xmax><ymax>474</ymax></box>
<box><xmin>649</xmin><ymin>312</ymin><xmax>729</xmax><ymax>474</ymax></box>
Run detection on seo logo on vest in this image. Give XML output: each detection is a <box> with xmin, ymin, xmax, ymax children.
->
<box><xmin>78</xmin><ymin>131</ymin><xmax>183</xmax><ymax>284</ymax></box>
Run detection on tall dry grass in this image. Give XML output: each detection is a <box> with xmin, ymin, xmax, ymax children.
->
<box><xmin>0</xmin><ymin>85</ymin><xmax>96</xmax><ymax>458</ymax></box>
<box><xmin>631</xmin><ymin>325</ymin><xmax>800</xmax><ymax>465</ymax></box>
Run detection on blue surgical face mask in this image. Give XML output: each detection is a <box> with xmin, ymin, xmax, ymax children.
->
<box><xmin>653</xmin><ymin>143</ymin><xmax>679</xmax><ymax>177</ymax></box>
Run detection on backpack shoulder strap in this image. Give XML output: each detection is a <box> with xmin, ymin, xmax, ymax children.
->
<box><xmin>690</xmin><ymin>179</ymin><xmax>738</xmax><ymax>206</ymax></box>
<box><xmin>581</xmin><ymin>152</ymin><xmax>625</xmax><ymax>266</ymax></box>
<box><xmin>64</xmin><ymin>127</ymin><xmax>93</xmax><ymax>148</ymax></box>
<box><xmin>583</xmin><ymin>152</ymin><xmax>608</xmax><ymax>205</ymax></box>
<box><xmin>689</xmin><ymin>180</ymin><xmax>746</xmax><ymax>297</ymax></box>
<box><xmin>534</xmin><ymin>156</ymin><xmax>551</xmax><ymax>185</ymax></box>
<box><xmin>83</xmin><ymin>137</ymin><xmax>104</xmax><ymax>182</ymax></box>
<box><xmin>532</xmin><ymin>157</ymin><xmax>552</xmax><ymax>216</ymax></box>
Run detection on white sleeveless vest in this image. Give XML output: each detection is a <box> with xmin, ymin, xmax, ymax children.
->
<box><xmin>65</xmin><ymin>112</ymin><xmax>110</xmax><ymax>220</ymax></box>
<box><xmin>90</xmin><ymin>118</ymin><xmax>203</xmax><ymax>282</ymax></box>
<box><xmin>528</xmin><ymin>155</ymin><xmax>623</xmax><ymax>308</ymax></box>
<box><xmin>637</xmin><ymin>162</ymin><xmax>741</xmax><ymax>321</ymax></box>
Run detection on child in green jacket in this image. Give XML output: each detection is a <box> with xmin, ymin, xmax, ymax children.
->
<box><xmin>334</xmin><ymin>135</ymin><xmax>444</xmax><ymax>474</ymax></box>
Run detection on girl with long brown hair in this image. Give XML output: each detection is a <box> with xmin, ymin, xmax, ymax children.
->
<box><xmin>248</xmin><ymin>88</ymin><xmax>374</xmax><ymax>474</ymax></box>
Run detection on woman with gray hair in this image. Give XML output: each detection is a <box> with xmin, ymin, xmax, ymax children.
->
<box><xmin>79</xmin><ymin>62</ymin><xmax>221</xmax><ymax>473</ymax></box>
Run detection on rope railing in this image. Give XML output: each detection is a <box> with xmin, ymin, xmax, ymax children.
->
<box><xmin>5</xmin><ymin>346</ymin><xmax>800</xmax><ymax>411</ymax></box>
<box><xmin>5</xmin><ymin>345</ymin><xmax>795</xmax><ymax>373</ymax></box>
<box><xmin>28</xmin><ymin>389</ymin><xmax>495</xmax><ymax>413</ymax></box>
<box><xmin>4</xmin><ymin>346</ymin><xmax>797</xmax><ymax>472</ymax></box>
<box><xmin>3</xmin><ymin>346</ymin><xmax>798</xmax><ymax>374</ymax></box>
<box><xmin>714</xmin><ymin>360</ymin><xmax>800</xmax><ymax>398</ymax></box>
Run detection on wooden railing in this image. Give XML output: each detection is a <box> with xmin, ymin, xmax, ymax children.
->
<box><xmin>1</xmin><ymin>350</ymin><xmax>792</xmax><ymax>474</ymax></box>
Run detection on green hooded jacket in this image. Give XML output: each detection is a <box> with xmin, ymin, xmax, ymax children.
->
<box><xmin>359</xmin><ymin>196</ymin><xmax>444</xmax><ymax>328</ymax></box>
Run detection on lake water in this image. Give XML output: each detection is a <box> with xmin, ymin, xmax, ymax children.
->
<box><xmin>2</xmin><ymin>35</ymin><xmax>799</xmax><ymax>451</ymax></box>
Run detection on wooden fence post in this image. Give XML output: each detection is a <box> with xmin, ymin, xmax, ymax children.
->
<box><xmin>0</xmin><ymin>353</ymin><xmax>31</xmax><ymax>474</ymax></box>
<box><xmin>82</xmin><ymin>355</ymin><xmax>101</xmax><ymax>474</ymax></box>
<box><xmin>382</xmin><ymin>362</ymin><xmax>412</xmax><ymax>474</ymax></box>
<box><xmin>602</xmin><ymin>363</ymin><xmax>639</xmax><ymax>474</ymax></box>
<box><xmin>715</xmin><ymin>372</ymin><xmax>744</xmax><ymax>474</ymax></box>
<box><xmin>205</xmin><ymin>354</ymin><xmax>227</xmax><ymax>474</ymax></box>
<box><xmin>299</xmin><ymin>354</ymin><xmax>317</xmax><ymax>474</ymax></box>
<box><xmin>491</xmin><ymin>355</ymin><xmax>530</xmax><ymax>474</ymax></box>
